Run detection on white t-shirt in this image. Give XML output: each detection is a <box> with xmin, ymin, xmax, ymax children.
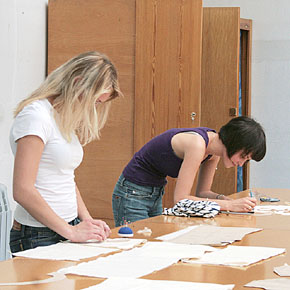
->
<box><xmin>10</xmin><ymin>99</ymin><xmax>83</xmax><ymax>227</ymax></box>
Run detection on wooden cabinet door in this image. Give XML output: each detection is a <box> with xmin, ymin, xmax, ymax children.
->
<box><xmin>134</xmin><ymin>0</ymin><xmax>203</xmax><ymax>208</ymax></box>
<box><xmin>201</xmin><ymin>7</ymin><xmax>240</xmax><ymax>195</ymax></box>
<box><xmin>48</xmin><ymin>0</ymin><xmax>136</xmax><ymax>226</ymax></box>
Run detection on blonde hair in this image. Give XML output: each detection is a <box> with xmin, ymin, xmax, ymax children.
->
<box><xmin>14</xmin><ymin>51</ymin><xmax>123</xmax><ymax>145</ymax></box>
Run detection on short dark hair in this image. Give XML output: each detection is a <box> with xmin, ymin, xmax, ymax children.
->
<box><xmin>218</xmin><ymin>116</ymin><xmax>266</xmax><ymax>161</ymax></box>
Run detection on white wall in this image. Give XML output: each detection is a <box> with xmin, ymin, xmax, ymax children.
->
<box><xmin>0</xmin><ymin>0</ymin><xmax>47</xmax><ymax>210</ymax></box>
<box><xmin>1</xmin><ymin>0</ymin><xmax>290</xmax><ymax>214</ymax></box>
<box><xmin>204</xmin><ymin>0</ymin><xmax>290</xmax><ymax>189</ymax></box>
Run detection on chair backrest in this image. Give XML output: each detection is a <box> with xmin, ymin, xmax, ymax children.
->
<box><xmin>0</xmin><ymin>184</ymin><xmax>12</xmax><ymax>260</ymax></box>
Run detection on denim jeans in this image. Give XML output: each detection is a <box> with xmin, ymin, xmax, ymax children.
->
<box><xmin>112</xmin><ymin>174</ymin><xmax>165</xmax><ymax>227</ymax></box>
<box><xmin>9</xmin><ymin>217</ymin><xmax>80</xmax><ymax>254</ymax></box>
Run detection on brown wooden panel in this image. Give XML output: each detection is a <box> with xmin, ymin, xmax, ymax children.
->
<box><xmin>48</xmin><ymin>0</ymin><xmax>136</xmax><ymax>223</ymax></box>
<box><xmin>240</xmin><ymin>19</ymin><xmax>252</xmax><ymax>190</ymax></box>
<box><xmin>201</xmin><ymin>7</ymin><xmax>240</xmax><ymax>195</ymax></box>
<box><xmin>135</xmin><ymin>0</ymin><xmax>202</xmax><ymax>208</ymax></box>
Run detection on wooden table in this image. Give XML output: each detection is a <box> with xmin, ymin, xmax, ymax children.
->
<box><xmin>1</xmin><ymin>188</ymin><xmax>290</xmax><ymax>289</ymax></box>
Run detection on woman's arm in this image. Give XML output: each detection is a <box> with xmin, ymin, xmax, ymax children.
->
<box><xmin>196</xmin><ymin>158</ymin><xmax>257</xmax><ymax>211</ymax></box>
<box><xmin>171</xmin><ymin>133</ymin><xmax>257</xmax><ymax>212</ymax></box>
<box><xmin>195</xmin><ymin>155</ymin><xmax>220</xmax><ymax>199</ymax></box>
<box><xmin>172</xmin><ymin>133</ymin><xmax>207</xmax><ymax>203</ymax></box>
<box><xmin>13</xmin><ymin>135</ymin><xmax>107</xmax><ymax>242</ymax></box>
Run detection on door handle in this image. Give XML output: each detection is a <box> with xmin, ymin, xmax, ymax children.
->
<box><xmin>190</xmin><ymin>112</ymin><xmax>196</xmax><ymax>121</ymax></box>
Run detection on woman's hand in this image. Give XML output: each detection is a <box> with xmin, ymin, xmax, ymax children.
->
<box><xmin>68</xmin><ymin>219</ymin><xmax>111</xmax><ymax>242</ymax></box>
<box><xmin>227</xmin><ymin>197</ymin><xmax>257</xmax><ymax>212</ymax></box>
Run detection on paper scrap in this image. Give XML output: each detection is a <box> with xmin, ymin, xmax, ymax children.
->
<box><xmin>244</xmin><ymin>278</ymin><xmax>290</xmax><ymax>289</ymax></box>
<box><xmin>156</xmin><ymin>225</ymin><xmax>262</xmax><ymax>246</ymax></box>
<box><xmin>137</xmin><ymin>227</ymin><xmax>152</xmax><ymax>236</ymax></box>
<box><xmin>13</xmin><ymin>242</ymin><xmax>118</xmax><ymax>261</ymax></box>
<box><xmin>81</xmin><ymin>238</ymin><xmax>147</xmax><ymax>250</ymax></box>
<box><xmin>58</xmin><ymin>241</ymin><xmax>216</xmax><ymax>278</ymax></box>
<box><xmin>254</xmin><ymin>205</ymin><xmax>290</xmax><ymax>215</ymax></box>
<box><xmin>183</xmin><ymin>245</ymin><xmax>285</xmax><ymax>267</ymax></box>
<box><xmin>274</xmin><ymin>263</ymin><xmax>290</xmax><ymax>276</ymax></box>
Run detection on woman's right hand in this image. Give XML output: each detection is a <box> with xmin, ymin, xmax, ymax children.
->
<box><xmin>68</xmin><ymin>219</ymin><xmax>110</xmax><ymax>242</ymax></box>
<box><xmin>227</xmin><ymin>197</ymin><xmax>257</xmax><ymax>212</ymax></box>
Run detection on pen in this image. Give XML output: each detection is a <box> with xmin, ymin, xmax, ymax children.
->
<box><xmin>249</xmin><ymin>190</ymin><xmax>253</xmax><ymax>197</ymax></box>
<box><xmin>220</xmin><ymin>210</ymin><xmax>254</xmax><ymax>215</ymax></box>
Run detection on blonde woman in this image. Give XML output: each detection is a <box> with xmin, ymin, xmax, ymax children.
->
<box><xmin>10</xmin><ymin>51</ymin><xmax>122</xmax><ymax>253</ymax></box>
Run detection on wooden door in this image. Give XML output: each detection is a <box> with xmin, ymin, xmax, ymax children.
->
<box><xmin>134</xmin><ymin>0</ymin><xmax>203</xmax><ymax>208</ymax></box>
<box><xmin>201</xmin><ymin>7</ymin><xmax>240</xmax><ymax>195</ymax></box>
<box><xmin>48</xmin><ymin>0</ymin><xmax>136</xmax><ymax>227</ymax></box>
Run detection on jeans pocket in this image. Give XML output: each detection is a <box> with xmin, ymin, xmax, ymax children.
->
<box><xmin>112</xmin><ymin>193</ymin><xmax>124</xmax><ymax>227</ymax></box>
<box><xmin>10</xmin><ymin>228</ymin><xmax>23</xmax><ymax>253</ymax></box>
<box><xmin>31</xmin><ymin>228</ymin><xmax>63</xmax><ymax>248</ymax></box>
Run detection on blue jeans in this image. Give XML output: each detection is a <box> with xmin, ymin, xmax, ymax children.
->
<box><xmin>10</xmin><ymin>218</ymin><xmax>80</xmax><ymax>254</ymax></box>
<box><xmin>112</xmin><ymin>174</ymin><xmax>165</xmax><ymax>227</ymax></box>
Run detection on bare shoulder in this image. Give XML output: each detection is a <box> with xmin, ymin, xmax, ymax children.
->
<box><xmin>171</xmin><ymin>132</ymin><xmax>206</xmax><ymax>159</ymax></box>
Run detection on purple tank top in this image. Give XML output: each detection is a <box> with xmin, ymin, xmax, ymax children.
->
<box><xmin>123</xmin><ymin>127</ymin><xmax>216</xmax><ymax>187</ymax></box>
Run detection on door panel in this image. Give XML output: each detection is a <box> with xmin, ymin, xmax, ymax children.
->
<box><xmin>135</xmin><ymin>0</ymin><xmax>202</xmax><ymax>208</ymax></box>
<box><xmin>48</xmin><ymin>0</ymin><xmax>136</xmax><ymax>225</ymax></box>
<box><xmin>201</xmin><ymin>7</ymin><xmax>240</xmax><ymax>195</ymax></box>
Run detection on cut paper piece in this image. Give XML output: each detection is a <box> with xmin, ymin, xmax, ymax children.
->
<box><xmin>244</xmin><ymin>278</ymin><xmax>290</xmax><ymax>289</ymax></box>
<box><xmin>156</xmin><ymin>225</ymin><xmax>262</xmax><ymax>246</ymax></box>
<box><xmin>254</xmin><ymin>205</ymin><xmax>290</xmax><ymax>215</ymax></box>
<box><xmin>133</xmin><ymin>242</ymin><xmax>217</xmax><ymax>259</ymax></box>
<box><xmin>183</xmin><ymin>245</ymin><xmax>285</xmax><ymax>267</ymax></box>
<box><xmin>58</xmin><ymin>241</ymin><xmax>216</xmax><ymax>278</ymax></box>
<box><xmin>137</xmin><ymin>227</ymin><xmax>152</xmax><ymax>236</ymax></box>
<box><xmin>13</xmin><ymin>242</ymin><xmax>119</xmax><ymax>261</ymax></box>
<box><xmin>0</xmin><ymin>272</ymin><xmax>65</xmax><ymax>286</ymax></box>
<box><xmin>81</xmin><ymin>238</ymin><xmax>147</xmax><ymax>250</ymax></box>
<box><xmin>274</xmin><ymin>263</ymin><xmax>290</xmax><ymax>276</ymax></box>
<box><xmin>82</xmin><ymin>277</ymin><xmax>234</xmax><ymax>290</ymax></box>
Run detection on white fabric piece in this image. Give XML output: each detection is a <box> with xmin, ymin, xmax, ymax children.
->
<box><xmin>183</xmin><ymin>245</ymin><xmax>285</xmax><ymax>267</ymax></box>
<box><xmin>13</xmin><ymin>242</ymin><xmax>118</xmax><ymax>261</ymax></box>
<box><xmin>156</xmin><ymin>225</ymin><xmax>262</xmax><ymax>246</ymax></box>
<box><xmin>274</xmin><ymin>263</ymin><xmax>290</xmax><ymax>276</ymax></box>
<box><xmin>82</xmin><ymin>277</ymin><xmax>235</xmax><ymax>290</ymax></box>
<box><xmin>81</xmin><ymin>238</ymin><xmax>147</xmax><ymax>250</ymax></box>
<box><xmin>58</xmin><ymin>241</ymin><xmax>216</xmax><ymax>278</ymax></box>
<box><xmin>244</xmin><ymin>278</ymin><xmax>290</xmax><ymax>289</ymax></box>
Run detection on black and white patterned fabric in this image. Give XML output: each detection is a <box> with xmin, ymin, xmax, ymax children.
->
<box><xmin>163</xmin><ymin>199</ymin><xmax>220</xmax><ymax>218</ymax></box>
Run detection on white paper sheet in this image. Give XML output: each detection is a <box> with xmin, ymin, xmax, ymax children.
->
<box><xmin>58</xmin><ymin>241</ymin><xmax>216</xmax><ymax>278</ymax></box>
<box><xmin>254</xmin><ymin>205</ymin><xmax>290</xmax><ymax>215</ymax></box>
<box><xmin>156</xmin><ymin>225</ymin><xmax>262</xmax><ymax>246</ymax></box>
<box><xmin>183</xmin><ymin>245</ymin><xmax>285</xmax><ymax>267</ymax></box>
<box><xmin>132</xmin><ymin>242</ymin><xmax>217</xmax><ymax>259</ymax></box>
<box><xmin>244</xmin><ymin>278</ymin><xmax>290</xmax><ymax>289</ymax></box>
<box><xmin>274</xmin><ymin>263</ymin><xmax>290</xmax><ymax>276</ymax></box>
<box><xmin>13</xmin><ymin>242</ymin><xmax>119</xmax><ymax>261</ymax></box>
<box><xmin>82</xmin><ymin>277</ymin><xmax>235</xmax><ymax>290</ymax></box>
<box><xmin>81</xmin><ymin>238</ymin><xmax>147</xmax><ymax>250</ymax></box>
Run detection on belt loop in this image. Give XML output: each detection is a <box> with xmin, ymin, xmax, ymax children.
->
<box><xmin>119</xmin><ymin>174</ymin><xmax>126</xmax><ymax>186</ymax></box>
<box><xmin>21</xmin><ymin>223</ymin><xmax>26</xmax><ymax>238</ymax></box>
